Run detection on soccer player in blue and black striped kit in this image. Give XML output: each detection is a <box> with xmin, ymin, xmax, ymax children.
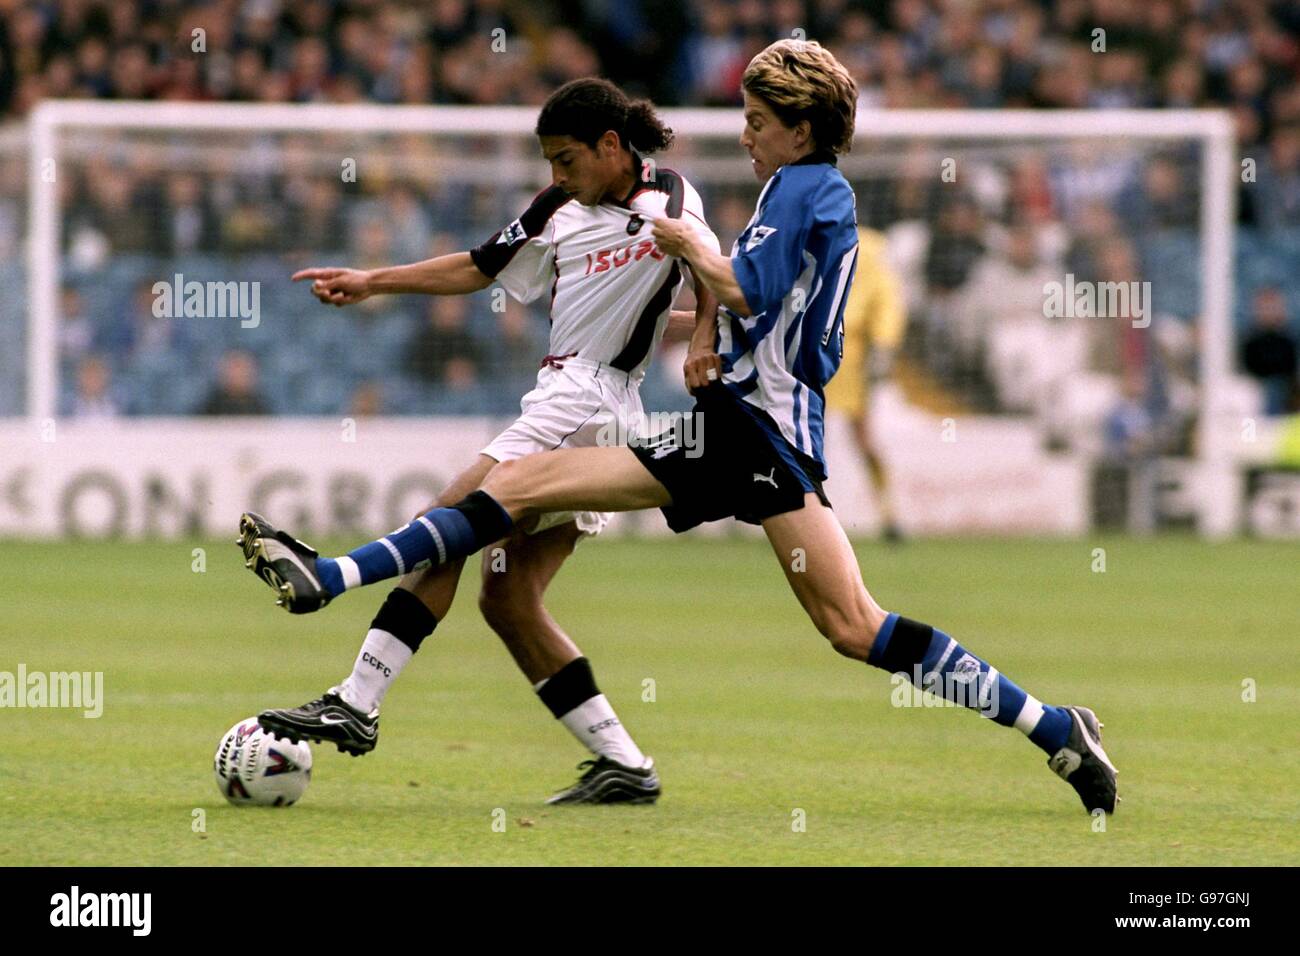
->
<box><xmin>243</xmin><ymin>40</ymin><xmax>1119</xmax><ymax>815</ymax></box>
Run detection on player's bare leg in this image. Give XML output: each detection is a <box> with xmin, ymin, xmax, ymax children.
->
<box><xmin>478</xmin><ymin>522</ymin><xmax>585</xmax><ymax>682</ymax></box>
<box><xmin>482</xmin><ymin>447</ymin><xmax>672</xmax><ymax>516</ymax></box>
<box><xmin>479</xmin><ymin>521</ymin><xmax>659</xmax><ymax>803</ymax></box>
<box><xmin>759</xmin><ymin>493</ymin><xmax>889</xmax><ymax>660</ymax></box>
<box><xmin>760</xmin><ymin>494</ymin><xmax>1117</xmax><ymax>813</ymax></box>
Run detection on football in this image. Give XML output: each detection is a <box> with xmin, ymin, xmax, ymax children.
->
<box><xmin>213</xmin><ymin>718</ymin><xmax>312</xmax><ymax>807</ymax></box>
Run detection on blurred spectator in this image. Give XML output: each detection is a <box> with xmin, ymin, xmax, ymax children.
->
<box><xmin>443</xmin><ymin>355</ymin><xmax>479</xmax><ymax>392</ymax></box>
<box><xmin>1064</xmin><ymin>201</ymin><xmax>1122</xmax><ymax>283</ymax></box>
<box><xmin>285</xmin><ymin>175</ymin><xmax>347</xmax><ymax>255</ymax></box>
<box><xmin>1240</xmin><ymin>288</ymin><xmax>1298</xmax><ymax>414</ymax></box>
<box><xmin>95</xmin><ymin>279</ymin><xmax>190</xmax><ymax>364</ymax></box>
<box><xmin>684</xmin><ymin>5</ymin><xmax>748</xmax><ymax>105</ymax></box>
<box><xmin>1050</xmin><ymin>141</ymin><xmax>1141</xmax><ymax>224</ymax></box>
<box><xmin>537</xmin><ymin>28</ymin><xmax>602</xmax><ymax>92</ymax></box>
<box><xmin>349</xmin><ymin>381</ymin><xmax>385</xmax><ymax>418</ymax></box>
<box><xmin>921</xmin><ymin>195</ymin><xmax>985</xmax><ymax>382</ymax></box>
<box><xmin>1089</xmin><ymin>239</ymin><xmax>1155</xmax><ymax>384</ymax></box>
<box><xmin>1005</xmin><ymin>155</ymin><xmax>1057</xmax><ymax>226</ymax></box>
<box><xmin>924</xmin><ymin>196</ymin><xmax>986</xmax><ymax>295</ymax></box>
<box><xmin>71</xmin><ymin>354</ymin><xmax>121</xmax><ymax>418</ymax></box>
<box><xmin>161</xmin><ymin>174</ymin><xmax>218</xmax><ymax>255</ymax></box>
<box><xmin>955</xmin><ymin>222</ymin><xmax>1059</xmax><ymax>359</ymax></box>
<box><xmin>580</xmin><ymin>0</ymin><xmax>688</xmax><ymax>104</ymax></box>
<box><xmin>406</xmin><ymin>296</ymin><xmax>483</xmax><ymax>387</ymax></box>
<box><xmin>68</xmin><ymin>160</ymin><xmax>159</xmax><ymax>255</ymax></box>
<box><xmin>379</xmin><ymin>186</ymin><xmax>434</xmax><ymax>266</ymax></box>
<box><xmin>352</xmin><ymin>215</ymin><xmax>395</xmax><ymax>269</ymax></box>
<box><xmin>1129</xmin><ymin>156</ymin><xmax>1198</xmax><ymax>229</ymax></box>
<box><xmin>198</xmin><ymin>350</ymin><xmax>270</xmax><ymax>415</ymax></box>
<box><xmin>497</xmin><ymin>297</ymin><xmax>544</xmax><ymax>391</ymax></box>
<box><xmin>1254</xmin><ymin>125</ymin><xmax>1300</xmax><ymax>232</ymax></box>
<box><xmin>957</xmin><ymin>44</ymin><xmax>1006</xmax><ymax>109</ymax></box>
<box><xmin>59</xmin><ymin>288</ymin><xmax>94</xmax><ymax>364</ymax></box>
<box><xmin>707</xmin><ymin>192</ymin><xmax>756</xmax><ymax>250</ymax></box>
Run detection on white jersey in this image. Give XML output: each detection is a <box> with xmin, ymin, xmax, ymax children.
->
<box><xmin>469</xmin><ymin>151</ymin><xmax>719</xmax><ymax>380</ymax></box>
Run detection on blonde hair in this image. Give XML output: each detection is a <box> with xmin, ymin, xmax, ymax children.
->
<box><xmin>741</xmin><ymin>39</ymin><xmax>858</xmax><ymax>155</ymax></box>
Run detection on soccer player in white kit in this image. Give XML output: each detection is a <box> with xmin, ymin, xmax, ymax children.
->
<box><xmin>252</xmin><ymin>78</ymin><xmax>720</xmax><ymax>804</ymax></box>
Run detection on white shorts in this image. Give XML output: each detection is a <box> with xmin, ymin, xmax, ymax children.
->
<box><xmin>481</xmin><ymin>355</ymin><xmax>645</xmax><ymax>537</ymax></box>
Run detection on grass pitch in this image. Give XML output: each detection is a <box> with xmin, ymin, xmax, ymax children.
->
<box><xmin>1</xmin><ymin>534</ymin><xmax>1296</xmax><ymax>866</ymax></box>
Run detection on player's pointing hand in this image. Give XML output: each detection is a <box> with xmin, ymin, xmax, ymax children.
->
<box><xmin>291</xmin><ymin>267</ymin><xmax>374</xmax><ymax>306</ymax></box>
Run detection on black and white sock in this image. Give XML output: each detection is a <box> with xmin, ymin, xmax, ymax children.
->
<box><xmin>535</xmin><ymin>657</ymin><xmax>647</xmax><ymax>768</ymax></box>
<box><xmin>338</xmin><ymin>588</ymin><xmax>437</xmax><ymax>713</ymax></box>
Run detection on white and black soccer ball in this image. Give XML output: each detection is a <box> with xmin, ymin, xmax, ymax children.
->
<box><xmin>214</xmin><ymin>718</ymin><xmax>312</xmax><ymax>807</ymax></box>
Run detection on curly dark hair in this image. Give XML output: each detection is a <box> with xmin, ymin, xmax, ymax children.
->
<box><xmin>535</xmin><ymin>77</ymin><xmax>675</xmax><ymax>154</ymax></box>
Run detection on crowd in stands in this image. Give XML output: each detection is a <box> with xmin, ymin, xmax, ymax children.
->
<box><xmin>4</xmin><ymin>1</ymin><xmax>1298</xmax><ymax>132</ymax></box>
<box><xmin>0</xmin><ymin>0</ymin><xmax>1297</xmax><ymax>429</ymax></box>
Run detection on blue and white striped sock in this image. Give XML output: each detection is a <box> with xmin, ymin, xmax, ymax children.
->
<box><xmin>315</xmin><ymin>491</ymin><xmax>513</xmax><ymax>597</ymax></box>
<box><xmin>868</xmin><ymin>612</ymin><xmax>1072</xmax><ymax>754</ymax></box>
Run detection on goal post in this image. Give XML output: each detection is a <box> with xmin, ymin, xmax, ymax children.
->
<box><xmin>18</xmin><ymin>100</ymin><xmax>1240</xmax><ymax>535</ymax></box>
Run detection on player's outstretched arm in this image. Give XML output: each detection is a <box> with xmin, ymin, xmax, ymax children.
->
<box><xmin>292</xmin><ymin>252</ymin><xmax>492</xmax><ymax>307</ymax></box>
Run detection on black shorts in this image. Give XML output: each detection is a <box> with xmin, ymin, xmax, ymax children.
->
<box><xmin>631</xmin><ymin>385</ymin><xmax>831</xmax><ymax>533</ymax></box>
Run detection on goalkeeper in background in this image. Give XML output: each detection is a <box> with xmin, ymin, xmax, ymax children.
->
<box><xmin>823</xmin><ymin>226</ymin><xmax>907</xmax><ymax>541</ymax></box>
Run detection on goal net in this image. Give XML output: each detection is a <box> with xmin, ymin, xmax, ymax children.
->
<box><xmin>6</xmin><ymin>102</ymin><xmax>1249</xmax><ymax>537</ymax></box>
